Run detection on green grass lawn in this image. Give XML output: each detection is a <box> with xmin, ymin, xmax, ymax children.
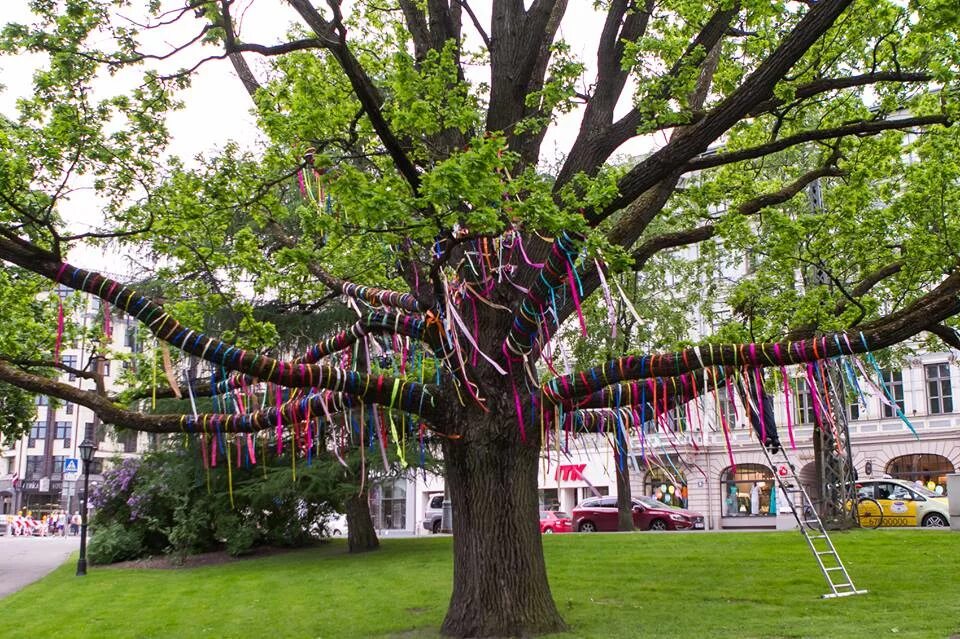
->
<box><xmin>2</xmin><ymin>529</ymin><xmax>958</xmax><ymax>638</ymax></box>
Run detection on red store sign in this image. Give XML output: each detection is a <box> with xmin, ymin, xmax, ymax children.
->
<box><xmin>554</xmin><ymin>464</ymin><xmax>586</xmax><ymax>481</ymax></box>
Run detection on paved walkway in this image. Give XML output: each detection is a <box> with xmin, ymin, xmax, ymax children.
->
<box><xmin>0</xmin><ymin>536</ymin><xmax>79</xmax><ymax>599</ymax></box>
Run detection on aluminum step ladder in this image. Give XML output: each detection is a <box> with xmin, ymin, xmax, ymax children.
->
<box><xmin>760</xmin><ymin>445</ymin><xmax>868</xmax><ymax>599</ymax></box>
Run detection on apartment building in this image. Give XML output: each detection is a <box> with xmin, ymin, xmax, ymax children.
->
<box><xmin>0</xmin><ymin>290</ymin><xmax>151</xmax><ymax>516</ymax></box>
<box><xmin>408</xmin><ymin>348</ymin><xmax>958</xmax><ymax>532</ymax></box>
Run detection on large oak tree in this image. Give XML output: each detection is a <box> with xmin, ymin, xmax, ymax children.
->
<box><xmin>2</xmin><ymin>1</ymin><xmax>960</xmax><ymax>636</ymax></box>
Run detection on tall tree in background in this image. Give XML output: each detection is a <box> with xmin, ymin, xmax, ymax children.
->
<box><xmin>2</xmin><ymin>1</ymin><xmax>960</xmax><ymax>636</ymax></box>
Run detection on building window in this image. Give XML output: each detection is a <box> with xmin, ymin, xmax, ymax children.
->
<box><xmin>578</xmin><ymin>486</ymin><xmax>608</xmax><ymax>503</ymax></box>
<box><xmin>539</xmin><ymin>488</ymin><xmax>559</xmax><ymax>510</ymax></box>
<box><xmin>29</xmin><ymin>421</ymin><xmax>47</xmax><ymax>447</ymax></box>
<box><xmin>52</xmin><ymin>456</ymin><xmax>65</xmax><ymax>475</ymax></box>
<box><xmin>721</xmin><ymin>464</ymin><xmax>775</xmax><ymax>517</ymax></box>
<box><xmin>55</xmin><ymin>284</ymin><xmax>72</xmax><ymax>299</ymax></box>
<box><xmin>65</xmin><ymin>402</ymin><xmax>74</xmax><ymax>415</ymax></box>
<box><xmin>880</xmin><ymin>369</ymin><xmax>905</xmax><ymax>418</ymax></box>
<box><xmin>25</xmin><ymin>456</ymin><xmax>44</xmax><ymax>479</ymax></box>
<box><xmin>643</xmin><ymin>467</ymin><xmax>687</xmax><ymax>508</ymax></box>
<box><xmin>848</xmin><ymin>401</ymin><xmax>860</xmax><ymax>421</ymax></box>
<box><xmin>84</xmin><ymin>422</ymin><xmax>95</xmax><ymax>442</ymax></box>
<box><xmin>35</xmin><ymin>395</ymin><xmax>48</xmax><ymax>406</ymax></box>
<box><xmin>664</xmin><ymin>407</ymin><xmax>687</xmax><ymax>433</ymax></box>
<box><xmin>78</xmin><ymin>457</ymin><xmax>103</xmax><ymax>478</ymax></box>
<box><xmin>119</xmin><ymin>429</ymin><xmax>137</xmax><ymax>453</ymax></box>
<box><xmin>62</xmin><ymin>354</ymin><xmax>78</xmax><ymax>381</ymax></box>
<box><xmin>715</xmin><ymin>390</ymin><xmax>738</xmax><ymax>429</ymax></box>
<box><xmin>371</xmin><ymin>480</ymin><xmax>406</xmax><ymax>530</ymax></box>
<box><xmin>55</xmin><ymin>421</ymin><xmax>72</xmax><ymax>446</ymax></box>
<box><xmin>926</xmin><ymin>363</ymin><xmax>953</xmax><ymax>415</ymax></box>
<box><xmin>124</xmin><ymin>325</ymin><xmax>137</xmax><ymax>348</ymax></box>
<box><xmin>795</xmin><ymin>379</ymin><xmax>816</xmax><ymax>425</ymax></box>
<box><xmin>886</xmin><ymin>454</ymin><xmax>954</xmax><ymax>495</ymax></box>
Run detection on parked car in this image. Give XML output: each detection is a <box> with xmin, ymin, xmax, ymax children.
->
<box><xmin>856</xmin><ymin>479</ymin><xmax>950</xmax><ymax>527</ymax></box>
<box><xmin>539</xmin><ymin>511</ymin><xmax>572</xmax><ymax>534</ymax></box>
<box><xmin>422</xmin><ymin>493</ymin><xmax>445</xmax><ymax>534</ymax></box>
<box><xmin>572</xmin><ymin>496</ymin><xmax>705</xmax><ymax>532</ymax></box>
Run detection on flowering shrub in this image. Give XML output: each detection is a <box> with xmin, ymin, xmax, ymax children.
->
<box><xmin>90</xmin><ymin>457</ymin><xmax>140</xmax><ymax>518</ymax></box>
<box><xmin>88</xmin><ymin>444</ymin><xmax>342</xmax><ymax>564</ymax></box>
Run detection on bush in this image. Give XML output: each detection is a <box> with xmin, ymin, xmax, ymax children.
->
<box><xmin>166</xmin><ymin>497</ymin><xmax>217</xmax><ymax>559</ymax></box>
<box><xmin>88</xmin><ymin>523</ymin><xmax>145</xmax><ymax>565</ymax></box>
<box><xmin>216</xmin><ymin>512</ymin><xmax>258</xmax><ymax>557</ymax></box>
<box><xmin>88</xmin><ymin>443</ymin><xmax>345</xmax><ymax>563</ymax></box>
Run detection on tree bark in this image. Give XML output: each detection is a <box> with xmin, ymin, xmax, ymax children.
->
<box><xmin>440</xmin><ymin>410</ymin><xmax>566</xmax><ymax>637</ymax></box>
<box><xmin>615</xmin><ymin>448</ymin><xmax>634</xmax><ymax>532</ymax></box>
<box><xmin>344</xmin><ymin>491</ymin><xmax>379</xmax><ymax>554</ymax></box>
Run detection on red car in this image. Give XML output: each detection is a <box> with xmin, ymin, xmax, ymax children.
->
<box><xmin>572</xmin><ymin>496</ymin><xmax>705</xmax><ymax>532</ymax></box>
<box><xmin>539</xmin><ymin>510</ymin><xmax>573</xmax><ymax>534</ymax></box>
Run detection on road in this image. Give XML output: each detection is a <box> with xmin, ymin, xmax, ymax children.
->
<box><xmin>0</xmin><ymin>536</ymin><xmax>78</xmax><ymax>599</ymax></box>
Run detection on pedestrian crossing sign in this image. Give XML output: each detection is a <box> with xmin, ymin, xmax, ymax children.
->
<box><xmin>63</xmin><ymin>458</ymin><xmax>80</xmax><ymax>480</ymax></box>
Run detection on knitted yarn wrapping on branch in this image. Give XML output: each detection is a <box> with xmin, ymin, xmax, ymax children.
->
<box><xmin>49</xmin><ymin>261</ymin><xmax>438</xmax><ymax>418</ymax></box>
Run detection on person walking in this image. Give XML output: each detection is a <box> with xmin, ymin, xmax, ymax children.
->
<box><xmin>70</xmin><ymin>512</ymin><xmax>81</xmax><ymax>536</ymax></box>
<box><xmin>57</xmin><ymin>510</ymin><xmax>67</xmax><ymax>536</ymax></box>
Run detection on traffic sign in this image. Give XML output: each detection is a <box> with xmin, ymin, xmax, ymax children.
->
<box><xmin>63</xmin><ymin>458</ymin><xmax>80</xmax><ymax>481</ymax></box>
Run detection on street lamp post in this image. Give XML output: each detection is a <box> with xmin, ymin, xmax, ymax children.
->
<box><xmin>76</xmin><ymin>439</ymin><xmax>97</xmax><ymax>576</ymax></box>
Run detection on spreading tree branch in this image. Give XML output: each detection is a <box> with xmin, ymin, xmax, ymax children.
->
<box><xmin>542</xmin><ymin>267</ymin><xmax>960</xmax><ymax>402</ymax></box>
<box><xmin>631</xmin><ymin>162</ymin><xmax>845</xmax><ymax>269</ymax></box>
<box><xmin>504</xmin><ymin>232</ymin><xmax>582</xmax><ymax>359</ymax></box>
<box><xmin>10</xmin><ymin>359</ymin><xmax>100</xmax><ymax>382</ymax></box>
<box><xmin>453</xmin><ymin>0</ymin><xmax>490</xmax><ymax>48</ymax></box>
<box><xmin>285</xmin><ymin>0</ymin><xmax>421</xmax><ymax>194</ymax></box>
<box><xmin>264</xmin><ymin>221</ymin><xmax>426</xmax><ymax>313</ymax></box>
<box><xmin>685</xmin><ymin>114</ymin><xmax>950</xmax><ymax>172</ymax></box>
<box><xmin>832</xmin><ymin>260</ymin><xmax>904</xmax><ymax>316</ymax></box>
<box><xmin>207</xmin><ymin>310</ymin><xmax>442</xmax><ymax>397</ymax></box>
<box><xmin>747</xmin><ymin>71</ymin><xmax>932</xmax><ymax>117</ymax></box>
<box><xmin>591</xmin><ymin>0</ymin><xmax>856</xmax><ymax>224</ymax></box>
<box><xmin>0</xmin><ymin>237</ymin><xmax>439</xmax><ymax>415</ymax></box>
<box><xmin>0</xmin><ymin>357</ymin><xmax>439</xmax><ymax>432</ymax></box>
<box><xmin>487</xmin><ymin>0</ymin><xmax>568</xmax><ymax>165</ymax></box>
<box><xmin>557</xmin><ymin>3</ymin><xmax>734</xmax><ymax>190</ymax></box>
<box><xmin>927</xmin><ymin>323</ymin><xmax>960</xmax><ymax>351</ymax></box>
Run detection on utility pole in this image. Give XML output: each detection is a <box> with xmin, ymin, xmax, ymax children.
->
<box><xmin>806</xmin><ymin>180</ymin><xmax>857</xmax><ymax>529</ymax></box>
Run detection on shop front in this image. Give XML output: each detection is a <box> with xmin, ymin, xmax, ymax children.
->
<box><xmin>885</xmin><ymin>454</ymin><xmax>954</xmax><ymax>495</ymax></box>
<box><xmin>719</xmin><ymin>464</ymin><xmax>777</xmax><ymax>528</ymax></box>
<box><xmin>17</xmin><ymin>478</ymin><xmax>62</xmax><ymax>517</ymax></box>
<box><xmin>639</xmin><ymin>463</ymin><xmax>689</xmax><ymax>509</ymax></box>
<box><xmin>537</xmin><ymin>453</ymin><xmax>614</xmax><ymax>514</ymax></box>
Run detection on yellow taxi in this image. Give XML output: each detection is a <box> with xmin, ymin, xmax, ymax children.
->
<box><xmin>856</xmin><ymin>479</ymin><xmax>950</xmax><ymax>528</ymax></box>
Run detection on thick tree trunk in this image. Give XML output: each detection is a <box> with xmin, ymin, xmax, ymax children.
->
<box><xmin>615</xmin><ymin>449</ymin><xmax>635</xmax><ymax>532</ymax></box>
<box><xmin>440</xmin><ymin>412</ymin><xmax>566</xmax><ymax>637</ymax></box>
<box><xmin>344</xmin><ymin>491</ymin><xmax>379</xmax><ymax>553</ymax></box>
